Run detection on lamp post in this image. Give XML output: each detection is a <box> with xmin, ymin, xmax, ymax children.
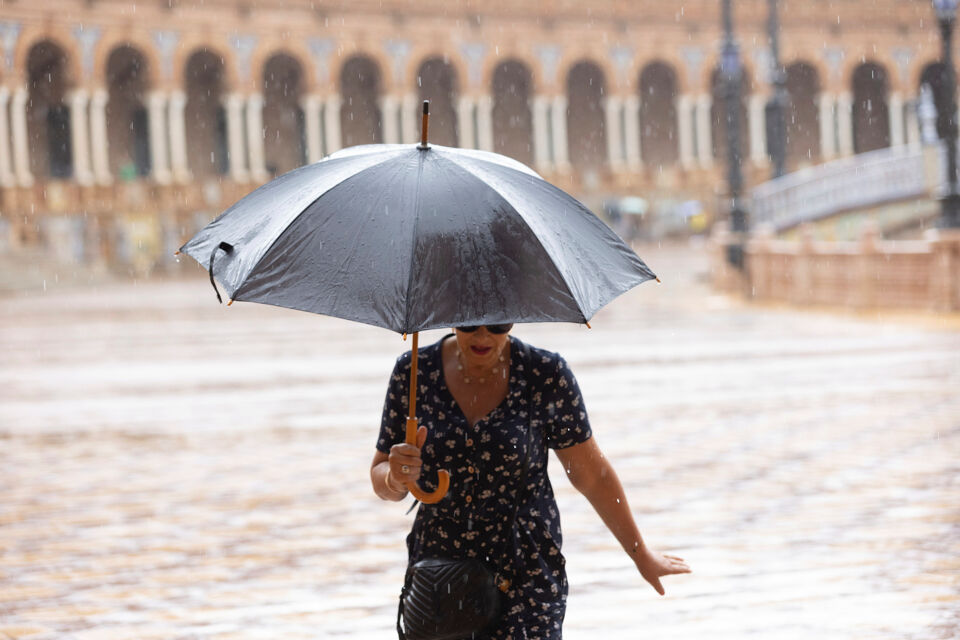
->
<box><xmin>721</xmin><ymin>0</ymin><xmax>749</xmax><ymax>268</ymax></box>
<box><xmin>934</xmin><ymin>0</ymin><xmax>960</xmax><ymax>228</ymax></box>
<box><xmin>765</xmin><ymin>0</ymin><xmax>789</xmax><ymax>179</ymax></box>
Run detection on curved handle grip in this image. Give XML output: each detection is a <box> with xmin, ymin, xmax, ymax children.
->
<box><xmin>407</xmin><ymin>470</ymin><xmax>450</xmax><ymax>504</ymax></box>
<box><xmin>405</xmin><ymin>416</ymin><xmax>449</xmax><ymax>504</ymax></box>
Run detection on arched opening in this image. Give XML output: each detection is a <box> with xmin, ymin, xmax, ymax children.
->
<box><xmin>184</xmin><ymin>49</ymin><xmax>228</xmax><ymax>178</ymax></box>
<box><xmin>711</xmin><ymin>67</ymin><xmax>751</xmax><ymax>161</ymax></box>
<box><xmin>263</xmin><ymin>53</ymin><xmax>306</xmax><ymax>176</ymax></box>
<box><xmin>785</xmin><ymin>62</ymin><xmax>821</xmax><ymax>167</ymax></box>
<box><xmin>106</xmin><ymin>45</ymin><xmax>151</xmax><ymax>179</ymax></box>
<box><xmin>491</xmin><ymin>60</ymin><xmax>534</xmax><ymax>165</ymax></box>
<box><xmin>417</xmin><ymin>58</ymin><xmax>458</xmax><ymax>147</ymax></box>
<box><xmin>566</xmin><ymin>60</ymin><xmax>607</xmax><ymax>171</ymax></box>
<box><xmin>920</xmin><ymin>62</ymin><xmax>951</xmax><ymax>140</ymax></box>
<box><xmin>340</xmin><ymin>55</ymin><xmax>383</xmax><ymax>148</ymax></box>
<box><xmin>26</xmin><ymin>40</ymin><xmax>72</xmax><ymax>178</ymax></box>
<box><xmin>852</xmin><ymin>62</ymin><xmax>890</xmax><ymax>153</ymax></box>
<box><xmin>638</xmin><ymin>61</ymin><xmax>679</xmax><ymax>168</ymax></box>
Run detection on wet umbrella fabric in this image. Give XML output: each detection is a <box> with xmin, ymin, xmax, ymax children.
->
<box><xmin>179</xmin><ymin>143</ymin><xmax>656</xmax><ymax>334</ymax></box>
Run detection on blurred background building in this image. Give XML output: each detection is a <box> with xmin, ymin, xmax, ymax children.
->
<box><xmin>0</xmin><ymin>0</ymin><xmax>950</xmax><ymax>275</ymax></box>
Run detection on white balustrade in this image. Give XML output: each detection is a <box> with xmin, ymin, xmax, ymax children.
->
<box><xmin>751</xmin><ymin>145</ymin><xmax>930</xmax><ymax>231</ymax></box>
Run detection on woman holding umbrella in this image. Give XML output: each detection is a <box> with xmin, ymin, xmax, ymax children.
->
<box><xmin>180</xmin><ymin>102</ymin><xmax>687</xmax><ymax>638</ymax></box>
<box><xmin>371</xmin><ymin>324</ymin><xmax>690</xmax><ymax>638</ymax></box>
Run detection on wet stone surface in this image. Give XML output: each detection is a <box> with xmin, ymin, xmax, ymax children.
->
<box><xmin>1</xmin><ymin>245</ymin><xmax>958</xmax><ymax>639</ymax></box>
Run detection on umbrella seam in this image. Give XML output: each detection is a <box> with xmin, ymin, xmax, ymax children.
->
<box><xmin>228</xmin><ymin>149</ymin><xmax>408</xmax><ymax>302</ymax></box>
<box><xmin>440</xmin><ymin>151</ymin><xmax>592</xmax><ymax>324</ymax></box>
<box><xmin>400</xmin><ymin>151</ymin><xmax>426</xmax><ymax>334</ymax></box>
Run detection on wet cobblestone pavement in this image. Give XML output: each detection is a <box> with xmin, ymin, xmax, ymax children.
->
<box><xmin>2</xmin><ymin>245</ymin><xmax>959</xmax><ymax>639</ymax></box>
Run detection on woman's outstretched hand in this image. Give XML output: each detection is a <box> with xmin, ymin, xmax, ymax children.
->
<box><xmin>635</xmin><ymin>547</ymin><xmax>691</xmax><ymax>595</ymax></box>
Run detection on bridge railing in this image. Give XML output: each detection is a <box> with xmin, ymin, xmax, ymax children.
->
<box><xmin>750</xmin><ymin>145</ymin><xmax>935</xmax><ymax>232</ymax></box>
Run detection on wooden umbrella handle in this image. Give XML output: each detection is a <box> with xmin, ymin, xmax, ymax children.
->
<box><xmin>405</xmin><ymin>332</ymin><xmax>450</xmax><ymax>504</ymax></box>
<box><xmin>405</xmin><ymin>416</ymin><xmax>450</xmax><ymax>503</ymax></box>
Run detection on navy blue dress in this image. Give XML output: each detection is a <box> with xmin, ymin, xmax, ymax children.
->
<box><xmin>377</xmin><ymin>334</ymin><xmax>592</xmax><ymax>639</ymax></box>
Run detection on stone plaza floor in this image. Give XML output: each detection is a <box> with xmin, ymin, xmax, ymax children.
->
<box><xmin>1</xmin><ymin>243</ymin><xmax>958</xmax><ymax>639</ymax></box>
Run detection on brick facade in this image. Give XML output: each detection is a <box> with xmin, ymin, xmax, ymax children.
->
<box><xmin>0</xmin><ymin>0</ymin><xmax>948</xmax><ymax>271</ymax></box>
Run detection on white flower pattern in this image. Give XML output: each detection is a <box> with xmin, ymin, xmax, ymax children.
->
<box><xmin>377</xmin><ymin>335</ymin><xmax>592</xmax><ymax>638</ymax></box>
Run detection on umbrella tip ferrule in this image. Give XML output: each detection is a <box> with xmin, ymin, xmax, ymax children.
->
<box><xmin>402</xmin><ymin>333</ymin><xmax>407</xmax><ymax>341</ymax></box>
<box><xmin>655</xmin><ymin>277</ymin><xmax>662</xmax><ymax>283</ymax></box>
<box><xmin>419</xmin><ymin>100</ymin><xmax>430</xmax><ymax>148</ymax></box>
<box><xmin>227</xmin><ymin>299</ymin><xmax>234</xmax><ymax>306</ymax></box>
<box><xmin>174</xmin><ymin>250</ymin><xmax>180</xmax><ymax>256</ymax></box>
<box><xmin>585</xmin><ymin>321</ymin><xmax>592</xmax><ymax>329</ymax></box>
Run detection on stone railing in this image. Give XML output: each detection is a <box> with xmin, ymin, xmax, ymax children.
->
<box><xmin>712</xmin><ymin>226</ymin><xmax>960</xmax><ymax>312</ymax></box>
<box><xmin>750</xmin><ymin>146</ymin><xmax>937</xmax><ymax>232</ymax></box>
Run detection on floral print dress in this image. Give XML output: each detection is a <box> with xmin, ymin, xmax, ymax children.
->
<box><xmin>377</xmin><ymin>334</ymin><xmax>593</xmax><ymax>639</ymax></box>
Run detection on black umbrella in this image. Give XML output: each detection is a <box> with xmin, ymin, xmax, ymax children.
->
<box><xmin>179</xmin><ymin>103</ymin><xmax>657</xmax><ymax>503</ymax></box>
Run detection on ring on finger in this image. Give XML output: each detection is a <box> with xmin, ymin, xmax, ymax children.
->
<box><xmin>401</xmin><ymin>464</ymin><xmax>410</xmax><ymax>474</ymax></box>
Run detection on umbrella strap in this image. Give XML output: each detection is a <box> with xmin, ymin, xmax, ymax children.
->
<box><xmin>208</xmin><ymin>242</ymin><xmax>234</xmax><ymax>304</ymax></box>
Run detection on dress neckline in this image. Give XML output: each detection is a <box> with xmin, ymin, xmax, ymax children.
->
<box><xmin>437</xmin><ymin>333</ymin><xmax>517</xmax><ymax>428</ymax></box>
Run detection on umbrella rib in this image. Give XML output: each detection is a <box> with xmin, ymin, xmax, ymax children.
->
<box><xmin>400</xmin><ymin>152</ymin><xmax>425</xmax><ymax>333</ymax></box>
<box><xmin>229</xmin><ymin>150</ymin><xmax>406</xmax><ymax>301</ymax></box>
<box><xmin>441</xmin><ymin>153</ymin><xmax>591</xmax><ymax>324</ymax></box>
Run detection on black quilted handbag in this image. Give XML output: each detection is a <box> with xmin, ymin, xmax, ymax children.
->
<box><xmin>396</xmin><ymin>341</ymin><xmax>535</xmax><ymax>640</ymax></box>
<box><xmin>396</xmin><ymin>557</ymin><xmax>502</xmax><ymax>640</ymax></box>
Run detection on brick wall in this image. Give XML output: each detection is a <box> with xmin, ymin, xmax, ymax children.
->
<box><xmin>712</xmin><ymin>226</ymin><xmax>960</xmax><ymax>312</ymax></box>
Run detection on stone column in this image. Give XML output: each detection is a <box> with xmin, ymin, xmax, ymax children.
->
<box><xmin>301</xmin><ymin>94</ymin><xmax>323</xmax><ymax>162</ymax></box>
<box><xmin>457</xmin><ymin>95</ymin><xmax>476</xmax><ymax>149</ymax></box>
<box><xmin>147</xmin><ymin>90</ymin><xmax>171</xmax><ymax>184</ymax></box>
<box><xmin>246</xmin><ymin>93</ymin><xmax>267</xmax><ymax>181</ymax></box>
<box><xmin>677</xmin><ymin>94</ymin><xmax>695</xmax><ymax>168</ymax></box>
<box><xmin>889</xmin><ymin>92</ymin><xmax>905</xmax><ymax>148</ymax></box>
<box><xmin>168</xmin><ymin>90</ymin><xmax>190</xmax><ymax>183</ymax></box>
<box><xmin>11</xmin><ymin>87</ymin><xmax>32</xmax><ymax>187</ymax></box>
<box><xmin>695</xmin><ymin>94</ymin><xmax>713</xmax><ymax>168</ymax></box>
<box><xmin>401</xmin><ymin>93</ymin><xmax>419</xmax><ymax>145</ymax></box>
<box><xmin>749</xmin><ymin>93</ymin><xmax>769</xmax><ymax>166</ymax></box>
<box><xmin>818</xmin><ymin>93</ymin><xmax>837</xmax><ymax>159</ymax></box>
<box><xmin>69</xmin><ymin>89</ymin><xmax>94</xmax><ymax>185</ymax></box>
<box><xmin>905</xmin><ymin>98</ymin><xmax>921</xmax><ymax>151</ymax></box>
<box><xmin>551</xmin><ymin>95</ymin><xmax>569</xmax><ymax>170</ymax></box>
<box><xmin>623</xmin><ymin>94</ymin><xmax>641</xmax><ymax>169</ymax></box>
<box><xmin>379</xmin><ymin>94</ymin><xmax>400</xmax><ymax>145</ymax></box>
<box><xmin>89</xmin><ymin>88</ymin><xmax>112</xmax><ymax>185</ymax></box>
<box><xmin>604</xmin><ymin>96</ymin><xmax>624</xmax><ymax>169</ymax></box>
<box><xmin>323</xmin><ymin>93</ymin><xmax>342</xmax><ymax>155</ymax></box>
<box><xmin>0</xmin><ymin>87</ymin><xmax>15</xmax><ymax>187</ymax></box>
<box><xmin>532</xmin><ymin>94</ymin><xmax>552</xmax><ymax>172</ymax></box>
<box><xmin>476</xmin><ymin>94</ymin><xmax>494</xmax><ymax>152</ymax></box>
<box><xmin>224</xmin><ymin>92</ymin><xmax>248</xmax><ymax>182</ymax></box>
<box><xmin>837</xmin><ymin>92</ymin><xmax>854</xmax><ymax>156</ymax></box>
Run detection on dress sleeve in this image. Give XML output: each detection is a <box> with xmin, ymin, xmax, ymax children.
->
<box><xmin>376</xmin><ymin>352</ymin><xmax>411</xmax><ymax>454</ymax></box>
<box><xmin>536</xmin><ymin>354</ymin><xmax>593</xmax><ymax>450</ymax></box>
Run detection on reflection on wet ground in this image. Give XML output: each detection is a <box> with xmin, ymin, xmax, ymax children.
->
<box><xmin>1</xmin><ymin>244</ymin><xmax>958</xmax><ymax>639</ymax></box>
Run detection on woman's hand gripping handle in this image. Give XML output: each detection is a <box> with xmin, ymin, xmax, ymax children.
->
<box><xmin>387</xmin><ymin>418</ymin><xmax>450</xmax><ymax>504</ymax></box>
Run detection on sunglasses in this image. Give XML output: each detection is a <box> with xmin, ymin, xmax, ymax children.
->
<box><xmin>457</xmin><ymin>323</ymin><xmax>514</xmax><ymax>335</ymax></box>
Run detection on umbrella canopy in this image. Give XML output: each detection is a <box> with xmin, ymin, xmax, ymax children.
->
<box><xmin>180</xmin><ymin>120</ymin><xmax>658</xmax><ymax>504</ymax></box>
<box><xmin>179</xmin><ymin>143</ymin><xmax>656</xmax><ymax>335</ymax></box>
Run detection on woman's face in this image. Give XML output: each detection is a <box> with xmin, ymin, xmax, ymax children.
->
<box><xmin>454</xmin><ymin>326</ymin><xmax>511</xmax><ymax>369</ymax></box>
